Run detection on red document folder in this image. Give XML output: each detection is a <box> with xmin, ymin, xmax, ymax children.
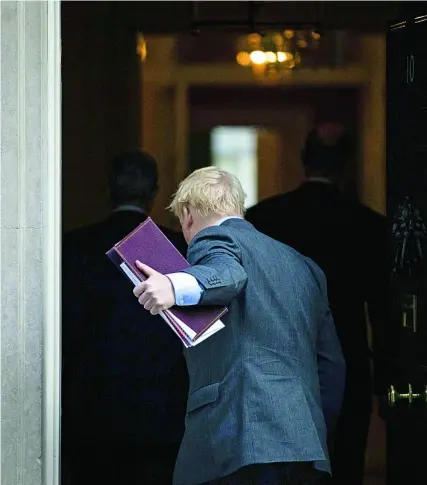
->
<box><xmin>106</xmin><ymin>217</ymin><xmax>227</xmax><ymax>347</ymax></box>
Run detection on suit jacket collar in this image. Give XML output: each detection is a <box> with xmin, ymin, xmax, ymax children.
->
<box><xmin>305</xmin><ymin>177</ymin><xmax>332</xmax><ymax>185</ymax></box>
<box><xmin>113</xmin><ymin>204</ymin><xmax>146</xmax><ymax>215</ymax></box>
<box><xmin>216</xmin><ymin>216</ymin><xmax>243</xmax><ymax>226</ymax></box>
<box><xmin>221</xmin><ymin>217</ymin><xmax>251</xmax><ymax>229</ymax></box>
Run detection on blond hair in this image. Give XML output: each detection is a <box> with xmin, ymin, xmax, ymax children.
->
<box><xmin>168</xmin><ymin>167</ymin><xmax>246</xmax><ymax>221</ymax></box>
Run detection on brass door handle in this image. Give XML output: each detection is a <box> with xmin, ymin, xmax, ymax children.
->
<box><xmin>388</xmin><ymin>383</ymin><xmax>427</xmax><ymax>406</ymax></box>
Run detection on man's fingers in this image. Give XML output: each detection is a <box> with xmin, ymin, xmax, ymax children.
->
<box><xmin>139</xmin><ymin>293</ymin><xmax>151</xmax><ymax>307</ymax></box>
<box><xmin>138</xmin><ymin>291</ymin><xmax>150</xmax><ymax>306</ymax></box>
<box><xmin>141</xmin><ymin>297</ymin><xmax>164</xmax><ymax>315</ymax></box>
<box><xmin>137</xmin><ymin>293</ymin><xmax>163</xmax><ymax>315</ymax></box>
<box><xmin>133</xmin><ymin>281</ymin><xmax>147</xmax><ymax>298</ymax></box>
<box><xmin>150</xmin><ymin>305</ymin><xmax>162</xmax><ymax>316</ymax></box>
<box><xmin>136</xmin><ymin>261</ymin><xmax>157</xmax><ymax>277</ymax></box>
<box><xmin>143</xmin><ymin>298</ymin><xmax>155</xmax><ymax>311</ymax></box>
<box><xmin>132</xmin><ymin>266</ymin><xmax>172</xmax><ymax>316</ymax></box>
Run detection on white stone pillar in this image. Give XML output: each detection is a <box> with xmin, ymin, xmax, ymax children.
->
<box><xmin>1</xmin><ymin>2</ymin><xmax>61</xmax><ymax>484</ymax></box>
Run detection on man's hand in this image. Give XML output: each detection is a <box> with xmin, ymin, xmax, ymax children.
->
<box><xmin>133</xmin><ymin>261</ymin><xmax>176</xmax><ymax>315</ymax></box>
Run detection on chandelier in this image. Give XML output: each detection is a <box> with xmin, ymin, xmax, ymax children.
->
<box><xmin>236</xmin><ymin>30</ymin><xmax>321</xmax><ymax>79</ymax></box>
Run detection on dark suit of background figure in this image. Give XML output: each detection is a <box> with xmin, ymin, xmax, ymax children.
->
<box><xmin>61</xmin><ymin>151</ymin><xmax>189</xmax><ymax>485</ymax></box>
<box><xmin>173</xmin><ymin>219</ymin><xmax>345</xmax><ymax>485</ymax></box>
<box><xmin>246</xmin><ymin>125</ymin><xmax>388</xmax><ymax>485</ymax></box>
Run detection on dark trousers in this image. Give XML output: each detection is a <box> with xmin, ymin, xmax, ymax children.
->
<box><xmin>62</xmin><ymin>442</ymin><xmax>180</xmax><ymax>485</ymax></box>
<box><xmin>330</xmin><ymin>365</ymin><xmax>373</xmax><ymax>485</ymax></box>
<box><xmin>202</xmin><ymin>462</ymin><xmax>332</xmax><ymax>485</ymax></box>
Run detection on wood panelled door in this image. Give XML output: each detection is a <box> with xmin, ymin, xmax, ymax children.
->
<box><xmin>386</xmin><ymin>8</ymin><xmax>427</xmax><ymax>485</ymax></box>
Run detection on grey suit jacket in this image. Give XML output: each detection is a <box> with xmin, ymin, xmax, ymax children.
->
<box><xmin>173</xmin><ymin>219</ymin><xmax>345</xmax><ymax>485</ymax></box>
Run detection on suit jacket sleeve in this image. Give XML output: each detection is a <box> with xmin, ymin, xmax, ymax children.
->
<box><xmin>182</xmin><ymin>226</ymin><xmax>248</xmax><ymax>307</ymax></box>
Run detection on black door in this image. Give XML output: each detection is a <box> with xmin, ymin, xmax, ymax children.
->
<box><xmin>386</xmin><ymin>8</ymin><xmax>427</xmax><ymax>485</ymax></box>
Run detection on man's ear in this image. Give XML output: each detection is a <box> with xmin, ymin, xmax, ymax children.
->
<box><xmin>182</xmin><ymin>206</ymin><xmax>193</xmax><ymax>230</ymax></box>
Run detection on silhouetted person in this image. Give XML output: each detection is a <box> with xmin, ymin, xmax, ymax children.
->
<box><xmin>62</xmin><ymin>150</ymin><xmax>188</xmax><ymax>485</ymax></box>
<box><xmin>246</xmin><ymin>124</ymin><xmax>388</xmax><ymax>485</ymax></box>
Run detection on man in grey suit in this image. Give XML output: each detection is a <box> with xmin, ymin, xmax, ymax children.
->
<box><xmin>133</xmin><ymin>167</ymin><xmax>346</xmax><ymax>485</ymax></box>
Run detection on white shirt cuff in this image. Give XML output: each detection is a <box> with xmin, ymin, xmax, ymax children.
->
<box><xmin>167</xmin><ymin>272</ymin><xmax>202</xmax><ymax>306</ymax></box>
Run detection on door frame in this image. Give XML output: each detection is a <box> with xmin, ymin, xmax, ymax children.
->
<box><xmin>43</xmin><ymin>1</ymin><xmax>62</xmax><ymax>484</ymax></box>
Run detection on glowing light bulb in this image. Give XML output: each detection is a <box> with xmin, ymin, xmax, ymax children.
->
<box><xmin>265</xmin><ymin>51</ymin><xmax>277</xmax><ymax>63</ymax></box>
<box><xmin>236</xmin><ymin>51</ymin><xmax>251</xmax><ymax>66</ymax></box>
<box><xmin>277</xmin><ymin>51</ymin><xmax>293</xmax><ymax>62</ymax></box>
<box><xmin>249</xmin><ymin>50</ymin><xmax>267</xmax><ymax>65</ymax></box>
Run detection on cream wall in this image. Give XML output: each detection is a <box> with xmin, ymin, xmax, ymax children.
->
<box><xmin>141</xmin><ymin>34</ymin><xmax>386</xmax><ymax>225</ymax></box>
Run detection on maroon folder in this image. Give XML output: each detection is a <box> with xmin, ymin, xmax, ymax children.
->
<box><xmin>106</xmin><ymin>217</ymin><xmax>227</xmax><ymax>347</ymax></box>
